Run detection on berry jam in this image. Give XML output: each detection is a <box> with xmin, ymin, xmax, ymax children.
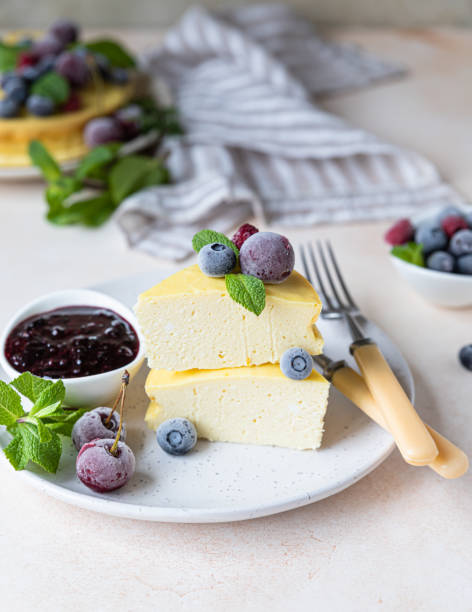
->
<box><xmin>4</xmin><ymin>306</ymin><xmax>139</xmax><ymax>379</ymax></box>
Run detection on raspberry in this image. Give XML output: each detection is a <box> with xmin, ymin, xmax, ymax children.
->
<box><xmin>440</xmin><ymin>215</ymin><xmax>468</xmax><ymax>238</ymax></box>
<box><xmin>62</xmin><ymin>92</ymin><xmax>81</xmax><ymax>112</ymax></box>
<box><xmin>384</xmin><ymin>218</ymin><xmax>414</xmax><ymax>245</ymax></box>
<box><xmin>232</xmin><ymin>223</ymin><xmax>259</xmax><ymax>250</ymax></box>
<box><xmin>17</xmin><ymin>51</ymin><xmax>38</xmax><ymax>69</ymax></box>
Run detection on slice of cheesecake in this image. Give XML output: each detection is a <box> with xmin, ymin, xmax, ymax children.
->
<box><xmin>135</xmin><ymin>265</ymin><xmax>323</xmax><ymax>371</ymax></box>
<box><xmin>145</xmin><ymin>365</ymin><xmax>330</xmax><ymax>450</ymax></box>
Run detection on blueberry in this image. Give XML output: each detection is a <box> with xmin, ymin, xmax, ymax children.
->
<box><xmin>3</xmin><ymin>76</ymin><xmax>28</xmax><ymax>104</ymax></box>
<box><xmin>1</xmin><ymin>71</ymin><xmax>15</xmax><ymax>88</ymax></box>
<box><xmin>437</xmin><ymin>206</ymin><xmax>464</xmax><ymax>224</ymax></box>
<box><xmin>109</xmin><ymin>68</ymin><xmax>129</xmax><ymax>84</ymax></box>
<box><xmin>426</xmin><ymin>251</ymin><xmax>455</xmax><ymax>273</ymax></box>
<box><xmin>457</xmin><ymin>254</ymin><xmax>472</xmax><ymax>275</ymax></box>
<box><xmin>76</xmin><ymin>438</ymin><xmax>135</xmax><ymax>492</ymax></box>
<box><xmin>414</xmin><ymin>222</ymin><xmax>447</xmax><ymax>254</ymax></box>
<box><xmin>449</xmin><ymin>229</ymin><xmax>472</xmax><ymax>256</ymax></box>
<box><xmin>71</xmin><ymin>406</ymin><xmax>126</xmax><ymax>451</ymax></box>
<box><xmin>198</xmin><ymin>242</ymin><xmax>236</xmax><ymax>277</ymax></box>
<box><xmin>466</xmin><ymin>211</ymin><xmax>472</xmax><ymax>229</ymax></box>
<box><xmin>240</xmin><ymin>231</ymin><xmax>295</xmax><ymax>283</ymax></box>
<box><xmin>83</xmin><ymin>117</ymin><xmax>124</xmax><ymax>147</ymax></box>
<box><xmin>0</xmin><ymin>97</ymin><xmax>20</xmax><ymax>118</ymax></box>
<box><xmin>280</xmin><ymin>347</ymin><xmax>313</xmax><ymax>380</ymax></box>
<box><xmin>26</xmin><ymin>94</ymin><xmax>55</xmax><ymax>116</ymax></box>
<box><xmin>459</xmin><ymin>344</ymin><xmax>472</xmax><ymax>371</ymax></box>
<box><xmin>156</xmin><ymin>418</ymin><xmax>197</xmax><ymax>456</ymax></box>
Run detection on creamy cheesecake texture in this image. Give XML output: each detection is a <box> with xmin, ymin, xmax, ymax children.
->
<box><xmin>135</xmin><ymin>265</ymin><xmax>324</xmax><ymax>371</ymax></box>
<box><xmin>145</xmin><ymin>365</ymin><xmax>330</xmax><ymax>450</ymax></box>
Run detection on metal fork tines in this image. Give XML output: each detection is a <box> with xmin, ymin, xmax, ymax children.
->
<box><xmin>300</xmin><ymin>241</ymin><xmax>360</xmax><ymax>319</ymax></box>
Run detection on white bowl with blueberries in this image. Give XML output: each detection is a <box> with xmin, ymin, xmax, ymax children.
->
<box><xmin>386</xmin><ymin>204</ymin><xmax>472</xmax><ymax>308</ymax></box>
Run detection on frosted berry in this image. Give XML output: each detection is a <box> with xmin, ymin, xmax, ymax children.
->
<box><xmin>437</xmin><ymin>206</ymin><xmax>464</xmax><ymax>224</ymax></box>
<box><xmin>280</xmin><ymin>347</ymin><xmax>313</xmax><ymax>380</ymax></box>
<box><xmin>0</xmin><ymin>98</ymin><xmax>20</xmax><ymax>118</ymax></box>
<box><xmin>240</xmin><ymin>231</ymin><xmax>294</xmax><ymax>283</ymax></box>
<box><xmin>115</xmin><ymin>104</ymin><xmax>142</xmax><ymax>138</ymax></box>
<box><xmin>384</xmin><ymin>218</ymin><xmax>414</xmax><ymax>246</ymax></box>
<box><xmin>76</xmin><ymin>438</ymin><xmax>135</xmax><ymax>492</ymax></box>
<box><xmin>426</xmin><ymin>251</ymin><xmax>454</xmax><ymax>273</ymax></box>
<box><xmin>72</xmin><ymin>406</ymin><xmax>127</xmax><ymax>451</ymax></box>
<box><xmin>441</xmin><ymin>215</ymin><xmax>468</xmax><ymax>238</ymax></box>
<box><xmin>449</xmin><ymin>229</ymin><xmax>472</xmax><ymax>256</ymax></box>
<box><xmin>457</xmin><ymin>254</ymin><xmax>472</xmax><ymax>275</ymax></box>
<box><xmin>415</xmin><ymin>222</ymin><xmax>447</xmax><ymax>254</ymax></box>
<box><xmin>32</xmin><ymin>36</ymin><xmax>64</xmax><ymax>59</ymax></box>
<box><xmin>198</xmin><ymin>242</ymin><xmax>236</xmax><ymax>277</ymax></box>
<box><xmin>3</xmin><ymin>76</ymin><xmax>28</xmax><ymax>104</ymax></box>
<box><xmin>459</xmin><ymin>345</ymin><xmax>472</xmax><ymax>370</ymax></box>
<box><xmin>55</xmin><ymin>51</ymin><xmax>89</xmax><ymax>87</ymax></box>
<box><xmin>466</xmin><ymin>211</ymin><xmax>472</xmax><ymax>229</ymax></box>
<box><xmin>156</xmin><ymin>418</ymin><xmax>197</xmax><ymax>456</ymax></box>
<box><xmin>83</xmin><ymin>117</ymin><xmax>124</xmax><ymax>147</ymax></box>
<box><xmin>26</xmin><ymin>94</ymin><xmax>55</xmax><ymax>116</ymax></box>
<box><xmin>49</xmin><ymin>19</ymin><xmax>79</xmax><ymax>46</ymax></box>
<box><xmin>232</xmin><ymin>223</ymin><xmax>259</xmax><ymax>250</ymax></box>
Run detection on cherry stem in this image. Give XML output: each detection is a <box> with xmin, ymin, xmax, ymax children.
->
<box><xmin>104</xmin><ymin>371</ymin><xmax>129</xmax><ymax>425</ymax></box>
<box><xmin>110</xmin><ymin>370</ymin><xmax>129</xmax><ymax>457</ymax></box>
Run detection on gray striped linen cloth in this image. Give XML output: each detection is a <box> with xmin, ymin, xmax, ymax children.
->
<box><xmin>116</xmin><ymin>3</ymin><xmax>463</xmax><ymax>261</ymax></box>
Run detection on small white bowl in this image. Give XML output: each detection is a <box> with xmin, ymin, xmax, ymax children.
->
<box><xmin>0</xmin><ymin>289</ymin><xmax>145</xmax><ymax>407</ymax></box>
<box><xmin>389</xmin><ymin>204</ymin><xmax>472</xmax><ymax>308</ymax></box>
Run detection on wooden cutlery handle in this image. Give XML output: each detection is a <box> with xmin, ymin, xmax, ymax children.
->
<box><xmin>332</xmin><ymin>366</ymin><xmax>468</xmax><ymax>479</ymax></box>
<box><xmin>351</xmin><ymin>342</ymin><xmax>438</xmax><ymax>465</ymax></box>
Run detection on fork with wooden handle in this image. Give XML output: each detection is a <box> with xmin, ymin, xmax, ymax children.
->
<box><xmin>315</xmin><ymin>355</ymin><xmax>468</xmax><ymax>479</ymax></box>
<box><xmin>301</xmin><ymin>241</ymin><xmax>438</xmax><ymax>466</ymax></box>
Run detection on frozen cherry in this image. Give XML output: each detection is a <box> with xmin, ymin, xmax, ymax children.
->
<box><xmin>49</xmin><ymin>19</ymin><xmax>79</xmax><ymax>46</ymax></box>
<box><xmin>76</xmin><ymin>438</ymin><xmax>135</xmax><ymax>492</ymax></box>
<box><xmin>83</xmin><ymin>117</ymin><xmax>124</xmax><ymax>147</ymax></box>
<box><xmin>55</xmin><ymin>51</ymin><xmax>89</xmax><ymax>87</ymax></box>
<box><xmin>71</xmin><ymin>406</ymin><xmax>126</xmax><ymax>451</ymax></box>
<box><xmin>240</xmin><ymin>231</ymin><xmax>295</xmax><ymax>283</ymax></box>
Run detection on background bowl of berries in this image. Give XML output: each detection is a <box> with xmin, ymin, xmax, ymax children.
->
<box><xmin>385</xmin><ymin>204</ymin><xmax>472</xmax><ymax>307</ymax></box>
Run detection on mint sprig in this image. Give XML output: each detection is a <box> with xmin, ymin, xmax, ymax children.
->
<box><xmin>31</xmin><ymin>71</ymin><xmax>70</xmax><ymax>105</ymax></box>
<box><xmin>225</xmin><ymin>274</ymin><xmax>266</xmax><ymax>316</ymax></box>
<box><xmin>192</xmin><ymin>230</ymin><xmax>240</xmax><ymax>258</ymax></box>
<box><xmin>391</xmin><ymin>242</ymin><xmax>424</xmax><ymax>267</ymax></box>
<box><xmin>0</xmin><ymin>373</ymin><xmax>88</xmax><ymax>474</ymax></box>
<box><xmin>84</xmin><ymin>39</ymin><xmax>136</xmax><ymax>68</ymax></box>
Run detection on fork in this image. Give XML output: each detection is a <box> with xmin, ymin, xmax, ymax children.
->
<box><xmin>300</xmin><ymin>241</ymin><xmax>438</xmax><ymax>466</ymax></box>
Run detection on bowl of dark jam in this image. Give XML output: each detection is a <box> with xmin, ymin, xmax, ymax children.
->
<box><xmin>0</xmin><ymin>290</ymin><xmax>145</xmax><ymax>407</ymax></box>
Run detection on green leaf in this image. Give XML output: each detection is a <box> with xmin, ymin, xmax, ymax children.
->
<box><xmin>75</xmin><ymin>143</ymin><xmax>120</xmax><ymax>181</ymax></box>
<box><xmin>45</xmin><ymin>176</ymin><xmax>82</xmax><ymax>210</ymax></box>
<box><xmin>391</xmin><ymin>242</ymin><xmax>424</xmax><ymax>267</ymax></box>
<box><xmin>3</xmin><ymin>433</ymin><xmax>28</xmax><ymax>471</ymax></box>
<box><xmin>225</xmin><ymin>274</ymin><xmax>266</xmax><ymax>316</ymax></box>
<box><xmin>30</xmin><ymin>380</ymin><xmax>65</xmax><ymax>416</ymax></box>
<box><xmin>192</xmin><ymin>230</ymin><xmax>239</xmax><ymax>258</ymax></box>
<box><xmin>108</xmin><ymin>155</ymin><xmax>169</xmax><ymax>205</ymax></box>
<box><xmin>28</xmin><ymin>141</ymin><xmax>62</xmax><ymax>182</ymax></box>
<box><xmin>31</xmin><ymin>71</ymin><xmax>70</xmax><ymax>104</ymax></box>
<box><xmin>10</xmin><ymin>372</ymin><xmax>54</xmax><ymax>403</ymax></box>
<box><xmin>18</xmin><ymin>424</ymin><xmax>62</xmax><ymax>474</ymax></box>
<box><xmin>84</xmin><ymin>39</ymin><xmax>136</xmax><ymax>68</ymax></box>
<box><xmin>21</xmin><ymin>417</ymin><xmax>52</xmax><ymax>443</ymax></box>
<box><xmin>0</xmin><ymin>381</ymin><xmax>24</xmax><ymax>426</ymax></box>
<box><xmin>47</xmin><ymin>191</ymin><xmax>116</xmax><ymax>227</ymax></box>
<box><xmin>0</xmin><ymin>40</ymin><xmax>29</xmax><ymax>72</ymax></box>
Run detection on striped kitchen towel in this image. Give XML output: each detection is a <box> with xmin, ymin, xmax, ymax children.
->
<box><xmin>116</xmin><ymin>3</ymin><xmax>463</xmax><ymax>260</ymax></box>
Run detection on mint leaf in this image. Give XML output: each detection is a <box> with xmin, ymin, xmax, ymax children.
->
<box><xmin>11</xmin><ymin>372</ymin><xmax>54</xmax><ymax>403</ymax></box>
<box><xmin>46</xmin><ymin>176</ymin><xmax>82</xmax><ymax>210</ymax></box>
<box><xmin>3</xmin><ymin>433</ymin><xmax>28</xmax><ymax>471</ymax></box>
<box><xmin>0</xmin><ymin>40</ymin><xmax>29</xmax><ymax>72</ymax></box>
<box><xmin>75</xmin><ymin>143</ymin><xmax>120</xmax><ymax>180</ymax></box>
<box><xmin>43</xmin><ymin>409</ymin><xmax>89</xmax><ymax>437</ymax></box>
<box><xmin>225</xmin><ymin>274</ymin><xmax>266</xmax><ymax>316</ymax></box>
<box><xmin>28</xmin><ymin>141</ymin><xmax>62</xmax><ymax>182</ymax></box>
<box><xmin>31</xmin><ymin>71</ymin><xmax>70</xmax><ymax>104</ymax></box>
<box><xmin>0</xmin><ymin>381</ymin><xmax>24</xmax><ymax>426</ymax></box>
<box><xmin>47</xmin><ymin>192</ymin><xmax>116</xmax><ymax>227</ymax></box>
<box><xmin>192</xmin><ymin>230</ymin><xmax>239</xmax><ymax>258</ymax></box>
<box><xmin>30</xmin><ymin>380</ymin><xmax>65</xmax><ymax>416</ymax></box>
<box><xmin>18</xmin><ymin>424</ymin><xmax>62</xmax><ymax>474</ymax></box>
<box><xmin>391</xmin><ymin>242</ymin><xmax>424</xmax><ymax>267</ymax></box>
<box><xmin>85</xmin><ymin>39</ymin><xmax>136</xmax><ymax>68</ymax></box>
<box><xmin>108</xmin><ymin>155</ymin><xmax>169</xmax><ymax>205</ymax></box>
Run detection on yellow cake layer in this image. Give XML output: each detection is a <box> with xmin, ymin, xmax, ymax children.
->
<box><xmin>145</xmin><ymin>364</ymin><xmax>330</xmax><ymax>450</ymax></box>
<box><xmin>135</xmin><ymin>264</ymin><xmax>324</xmax><ymax>371</ymax></box>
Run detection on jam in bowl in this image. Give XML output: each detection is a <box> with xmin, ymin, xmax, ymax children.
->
<box><xmin>0</xmin><ymin>289</ymin><xmax>145</xmax><ymax>407</ymax></box>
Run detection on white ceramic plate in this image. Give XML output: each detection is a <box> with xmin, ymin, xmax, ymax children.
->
<box><xmin>0</xmin><ymin>269</ymin><xmax>414</xmax><ymax>523</ymax></box>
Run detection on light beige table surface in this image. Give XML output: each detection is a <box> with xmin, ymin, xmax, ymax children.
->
<box><xmin>0</xmin><ymin>28</ymin><xmax>471</xmax><ymax>612</ymax></box>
